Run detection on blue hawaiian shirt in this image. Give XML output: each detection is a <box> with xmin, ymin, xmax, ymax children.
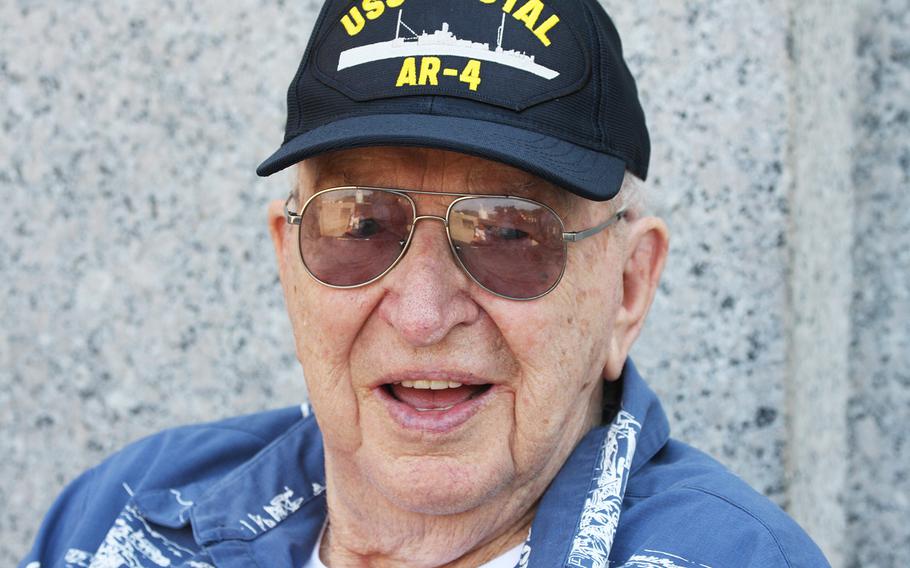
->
<box><xmin>21</xmin><ymin>360</ymin><xmax>830</xmax><ymax>567</ymax></box>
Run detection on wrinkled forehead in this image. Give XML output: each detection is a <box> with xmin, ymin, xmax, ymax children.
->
<box><xmin>297</xmin><ymin>147</ymin><xmax>584</xmax><ymax>215</ymax></box>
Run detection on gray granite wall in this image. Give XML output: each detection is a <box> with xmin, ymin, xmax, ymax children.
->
<box><xmin>849</xmin><ymin>0</ymin><xmax>910</xmax><ymax>566</ymax></box>
<box><xmin>784</xmin><ymin>2</ymin><xmax>855</xmax><ymax>564</ymax></box>
<box><xmin>1</xmin><ymin>1</ymin><xmax>907</xmax><ymax>566</ymax></box>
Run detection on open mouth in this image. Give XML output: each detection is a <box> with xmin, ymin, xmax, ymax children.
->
<box><xmin>377</xmin><ymin>379</ymin><xmax>495</xmax><ymax>433</ymax></box>
<box><xmin>383</xmin><ymin>381</ymin><xmax>493</xmax><ymax>412</ymax></box>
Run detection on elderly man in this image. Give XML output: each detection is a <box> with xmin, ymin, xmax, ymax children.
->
<box><xmin>23</xmin><ymin>1</ymin><xmax>830</xmax><ymax>567</ymax></box>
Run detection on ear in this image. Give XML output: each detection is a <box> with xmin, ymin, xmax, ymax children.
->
<box><xmin>268</xmin><ymin>198</ymin><xmax>294</xmax><ymax>291</ymax></box>
<box><xmin>603</xmin><ymin>216</ymin><xmax>669</xmax><ymax>380</ymax></box>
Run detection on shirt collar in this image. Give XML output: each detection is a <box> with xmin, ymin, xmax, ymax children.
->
<box><xmin>190</xmin><ymin>409</ymin><xmax>327</xmax><ymax>546</ymax></box>
<box><xmin>521</xmin><ymin>359</ymin><xmax>670</xmax><ymax>566</ymax></box>
<box><xmin>622</xmin><ymin>359</ymin><xmax>671</xmax><ymax>474</ymax></box>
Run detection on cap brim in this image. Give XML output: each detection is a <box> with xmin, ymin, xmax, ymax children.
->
<box><xmin>257</xmin><ymin>114</ymin><xmax>626</xmax><ymax>202</ymax></box>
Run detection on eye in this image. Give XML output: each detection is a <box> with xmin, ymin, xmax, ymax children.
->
<box><xmin>345</xmin><ymin>217</ymin><xmax>383</xmax><ymax>239</ymax></box>
<box><xmin>499</xmin><ymin>227</ymin><xmax>530</xmax><ymax>240</ymax></box>
<box><xmin>484</xmin><ymin>225</ymin><xmax>530</xmax><ymax>241</ymax></box>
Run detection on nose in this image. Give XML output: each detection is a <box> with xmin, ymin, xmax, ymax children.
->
<box><xmin>377</xmin><ymin>217</ymin><xmax>482</xmax><ymax>347</ymax></box>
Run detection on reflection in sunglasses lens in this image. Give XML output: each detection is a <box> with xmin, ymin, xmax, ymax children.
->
<box><xmin>450</xmin><ymin>198</ymin><xmax>566</xmax><ymax>299</ymax></box>
<box><xmin>300</xmin><ymin>189</ymin><xmax>412</xmax><ymax>287</ymax></box>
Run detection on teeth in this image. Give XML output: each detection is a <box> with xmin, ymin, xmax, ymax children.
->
<box><xmin>397</xmin><ymin>380</ymin><xmax>464</xmax><ymax>390</ymax></box>
<box><xmin>415</xmin><ymin>405</ymin><xmax>455</xmax><ymax>412</ymax></box>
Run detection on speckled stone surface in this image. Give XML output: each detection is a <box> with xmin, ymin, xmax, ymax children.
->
<box><xmin>783</xmin><ymin>4</ymin><xmax>856</xmax><ymax>566</ymax></box>
<box><xmin>849</xmin><ymin>1</ymin><xmax>910</xmax><ymax>566</ymax></box>
<box><xmin>1</xmin><ymin>1</ymin><xmax>907</xmax><ymax>566</ymax></box>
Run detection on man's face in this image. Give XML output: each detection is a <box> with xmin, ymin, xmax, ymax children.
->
<box><xmin>269</xmin><ymin>147</ymin><xmax>645</xmax><ymax>516</ymax></box>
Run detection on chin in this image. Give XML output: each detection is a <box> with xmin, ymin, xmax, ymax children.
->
<box><xmin>364</xmin><ymin>453</ymin><xmax>513</xmax><ymax>516</ymax></box>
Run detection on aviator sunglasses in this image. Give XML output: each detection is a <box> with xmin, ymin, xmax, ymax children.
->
<box><xmin>284</xmin><ymin>187</ymin><xmax>627</xmax><ymax>301</ymax></box>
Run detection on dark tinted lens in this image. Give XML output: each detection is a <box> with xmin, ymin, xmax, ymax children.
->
<box><xmin>300</xmin><ymin>189</ymin><xmax>413</xmax><ymax>287</ymax></box>
<box><xmin>449</xmin><ymin>197</ymin><xmax>566</xmax><ymax>299</ymax></box>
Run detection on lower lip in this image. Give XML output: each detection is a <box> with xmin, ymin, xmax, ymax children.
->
<box><xmin>374</xmin><ymin>384</ymin><xmax>496</xmax><ymax>434</ymax></box>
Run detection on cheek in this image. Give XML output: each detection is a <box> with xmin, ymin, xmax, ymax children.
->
<box><xmin>562</xmin><ymin>244</ymin><xmax>623</xmax><ymax>340</ymax></box>
<box><xmin>284</xmin><ymin>258</ymin><xmax>375</xmax><ymax>361</ymax></box>
<box><xmin>497</xmin><ymin>250</ymin><xmax>620</xmax><ymax>429</ymax></box>
<box><xmin>283</xmin><ymin>266</ymin><xmax>382</xmax><ymax>446</ymax></box>
<box><xmin>511</xmin><ymin>280</ymin><xmax>616</xmax><ymax>371</ymax></box>
<box><xmin>492</xmin><ymin>301</ymin><xmax>597</xmax><ymax>402</ymax></box>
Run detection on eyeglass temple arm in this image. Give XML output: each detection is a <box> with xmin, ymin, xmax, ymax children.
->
<box><xmin>285</xmin><ymin>194</ymin><xmax>302</xmax><ymax>226</ymax></box>
<box><xmin>563</xmin><ymin>210</ymin><xmax>628</xmax><ymax>243</ymax></box>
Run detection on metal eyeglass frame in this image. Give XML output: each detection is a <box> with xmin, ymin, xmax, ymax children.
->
<box><xmin>284</xmin><ymin>186</ymin><xmax>628</xmax><ymax>301</ymax></box>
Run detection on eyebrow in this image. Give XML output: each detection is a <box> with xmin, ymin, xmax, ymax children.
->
<box><xmin>463</xmin><ymin>164</ymin><xmax>578</xmax><ymax>209</ymax></box>
<box><xmin>488</xmin><ymin>178</ymin><xmax>576</xmax><ymax>214</ymax></box>
<box><xmin>302</xmin><ymin>157</ymin><xmax>578</xmax><ymax>214</ymax></box>
<box><xmin>304</xmin><ymin>161</ymin><xmax>398</xmax><ymax>192</ymax></box>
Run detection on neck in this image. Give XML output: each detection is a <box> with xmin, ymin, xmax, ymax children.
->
<box><xmin>319</xmin><ymin>460</ymin><xmax>539</xmax><ymax>567</ymax></box>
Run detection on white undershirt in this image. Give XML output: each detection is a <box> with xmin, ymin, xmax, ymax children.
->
<box><xmin>302</xmin><ymin>522</ymin><xmax>525</xmax><ymax>568</ymax></box>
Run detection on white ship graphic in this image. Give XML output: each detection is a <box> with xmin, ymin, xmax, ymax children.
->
<box><xmin>337</xmin><ymin>11</ymin><xmax>560</xmax><ymax>80</ymax></box>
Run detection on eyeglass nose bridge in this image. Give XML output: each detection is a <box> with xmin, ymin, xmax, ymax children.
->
<box><xmin>412</xmin><ymin>214</ymin><xmax>448</xmax><ymax>224</ymax></box>
<box><xmin>401</xmin><ymin>213</ymin><xmax>453</xmax><ymax>251</ymax></box>
<box><xmin>398</xmin><ymin>212</ymin><xmax>486</xmax><ymax>296</ymax></box>
<box><xmin>403</xmin><ymin>215</ymin><xmax>450</xmax><ymax>244</ymax></box>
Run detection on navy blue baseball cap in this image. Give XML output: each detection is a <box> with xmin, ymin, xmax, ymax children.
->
<box><xmin>257</xmin><ymin>0</ymin><xmax>649</xmax><ymax>201</ymax></box>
